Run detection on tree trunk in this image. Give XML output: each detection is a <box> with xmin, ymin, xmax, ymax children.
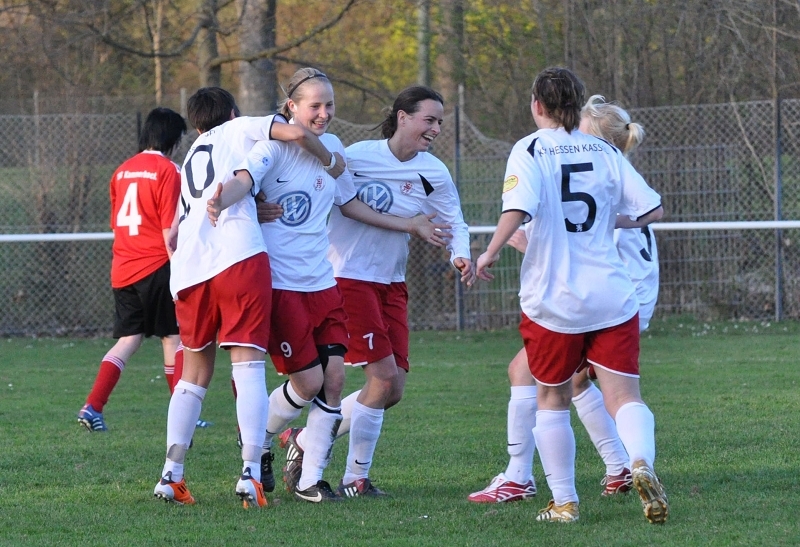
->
<box><xmin>198</xmin><ymin>0</ymin><xmax>221</xmax><ymax>88</ymax></box>
<box><xmin>237</xmin><ymin>0</ymin><xmax>278</xmax><ymax>115</ymax></box>
<box><xmin>417</xmin><ymin>0</ymin><xmax>431</xmax><ymax>86</ymax></box>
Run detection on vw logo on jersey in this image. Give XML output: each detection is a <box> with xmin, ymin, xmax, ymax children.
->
<box><xmin>357</xmin><ymin>181</ymin><xmax>393</xmax><ymax>213</ymax></box>
<box><xmin>278</xmin><ymin>191</ymin><xmax>312</xmax><ymax>226</ymax></box>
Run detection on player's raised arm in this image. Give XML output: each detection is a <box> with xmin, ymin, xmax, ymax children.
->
<box><xmin>614</xmin><ymin>205</ymin><xmax>664</xmax><ymax>229</ymax></box>
<box><xmin>269</xmin><ymin>122</ymin><xmax>345</xmax><ymax>179</ymax></box>
<box><xmin>206</xmin><ymin>170</ymin><xmax>255</xmax><ymax>227</ymax></box>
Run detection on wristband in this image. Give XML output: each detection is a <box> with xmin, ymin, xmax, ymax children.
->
<box><xmin>323</xmin><ymin>153</ymin><xmax>336</xmax><ymax>171</ymax></box>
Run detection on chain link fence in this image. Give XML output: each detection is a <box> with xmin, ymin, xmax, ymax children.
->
<box><xmin>1</xmin><ymin>99</ymin><xmax>799</xmax><ymax>336</ymax></box>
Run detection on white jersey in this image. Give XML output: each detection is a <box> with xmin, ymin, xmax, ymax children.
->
<box><xmin>238</xmin><ymin>131</ymin><xmax>356</xmax><ymax>291</ymax></box>
<box><xmin>615</xmin><ymin>225</ymin><xmax>659</xmax><ymax>331</ymax></box>
<box><xmin>327</xmin><ymin>139</ymin><xmax>470</xmax><ymax>284</ymax></box>
<box><xmin>170</xmin><ymin>115</ymin><xmax>281</xmax><ymax>297</ymax></box>
<box><xmin>503</xmin><ymin>127</ymin><xmax>661</xmax><ymax>334</ymax></box>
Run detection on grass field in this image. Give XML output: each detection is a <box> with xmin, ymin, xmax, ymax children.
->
<box><xmin>1</xmin><ymin>319</ymin><xmax>799</xmax><ymax>546</ymax></box>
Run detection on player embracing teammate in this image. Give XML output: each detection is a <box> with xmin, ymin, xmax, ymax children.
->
<box><xmin>475</xmin><ymin>67</ymin><xmax>668</xmax><ymax>524</ymax></box>
<box><xmin>153</xmin><ymin>87</ymin><xmax>341</xmax><ymax>508</ymax></box>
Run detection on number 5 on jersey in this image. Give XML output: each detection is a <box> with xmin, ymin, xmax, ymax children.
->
<box><xmin>116</xmin><ymin>182</ymin><xmax>142</xmax><ymax>236</ymax></box>
<box><xmin>561</xmin><ymin>163</ymin><xmax>597</xmax><ymax>233</ymax></box>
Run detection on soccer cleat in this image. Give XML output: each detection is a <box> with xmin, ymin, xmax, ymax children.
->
<box><xmin>294</xmin><ymin>480</ymin><xmax>343</xmax><ymax>503</ymax></box>
<box><xmin>235</xmin><ymin>467</ymin><xmax>267</xmax><ymax>509</ymax></box>
<box><xmin>154</xmin><ymin>471</ymin><xmax>195</xmax><ymax>505</ymax></box>
<box><xmin>601</xmin><ymin>467</ymin><xmax>633</xmax><ymax>496</ymax></box>
<box><xmin>535</xmin><ymin>499</ymin><xmax>579</xmax><ymax>523</ymax></box>
<box><xmin>261</xmin><ymin>450</ymin><xmax>275</xmax><ymax>493</ymax></box>
<box><xmin>631</xmin><ymin>459</ymin><xmax>669</xmax><ymax>524</ymax></box>
<box><xmin>467</xmin><ymin>474</ymin><xmax>536</xmax><ymax>503</ymax></box>
<box><xmin>337</xmin><ymin>478</ymin><xmax>388</xmax><ymax>499</ymax></box>
<box><xmin>195</xmin><ymin>418</ymin><xmax>212</xmax><ymax>428</ymax></box>
<box><xmin>279</xmin><ymin>428</ymin><xmax>304</xmax><ymax>493</ymax></box>
<box><xmin>77</xmin><ymin>404</ymin><xmax>107</xmax><ymax>432</ymax></box>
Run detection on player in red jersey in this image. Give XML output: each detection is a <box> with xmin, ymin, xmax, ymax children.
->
<box><xmin>77</xmin><ymin>107</ymin><xmax>186</xmax><ymax>432</ymax></box>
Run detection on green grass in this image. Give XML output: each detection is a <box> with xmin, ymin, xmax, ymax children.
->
<box><xmin>1</xmin><ymin>323</ymin><xmax>799</xmax><ymax>546</ymax></box>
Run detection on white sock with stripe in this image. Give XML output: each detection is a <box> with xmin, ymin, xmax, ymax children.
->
<box><xmin>335</xmin><ymin>390</ymin><xmax>361</xmax><ymax>438</ymax></box>
<box><xmin>297</xmin><ymin>399</ymin><xmax>342</xmax><ymax>491</ymax></box>
<box><xmin>264</xmin><ymin>380</ymin><xmax>311</xmax><ymax>449</ymax></box>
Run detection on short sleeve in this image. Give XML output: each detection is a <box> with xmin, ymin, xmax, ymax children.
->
<box><xmin>501</xmin><ymin>140</ymin><xmax>542</xmax><ymax>223</ymax></box>
<box><xmin>158</xmin><ymin>161</ymin><xmax>181</xmax><ymax>229</ymax></box>
<box><xmin>235</xmin><ymin>114</ymin><xmax>283</xmax><ymax>142</ymax></box>
<box><xmin>236</xmin><ymin>139</ymin><xmax>283</xmax><ymax>193</ymax></box>
<box><xmin>616</xmin><ymin>156</ymin><xmax>661</xmax><ymax>219</ymax></box>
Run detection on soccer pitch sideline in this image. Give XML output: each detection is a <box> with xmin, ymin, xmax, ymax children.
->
<box><xmin>0</xmin><ymin>321</ymin><xmax>798</xmax><ymax>546</ymax></box>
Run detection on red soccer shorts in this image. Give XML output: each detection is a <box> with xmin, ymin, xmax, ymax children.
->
<box><xmin>268</xmin><ymin>286</ymin><xmax>349</xmax><ymax>375</ymax></box>
<box><xmin>336</xmin><ymin>278</ymin><xmax>410</xmax><ymax>372</ymax></box>
<box><xmin>176</xmin><ymin>253</ymin><xmax>272</xmax><ymax>352</ymax></box>
<box><xmin>520</xmin><ymin>312</ymin><xmax>640</xmax><ymax>386</ymax></box>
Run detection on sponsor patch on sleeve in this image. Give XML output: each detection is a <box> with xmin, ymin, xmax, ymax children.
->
<box><xmin>502</xmin><ymin>175</ymin><xmax>519</xmax><ymax>193</ymax></box>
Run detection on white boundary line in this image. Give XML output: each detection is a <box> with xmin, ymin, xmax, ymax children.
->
<box><xmin>467</xmin><ymin>220</ymin><xmax>800</xmax><ymax>235</ymax></box>
<box><xmin>2</xmin><ymin>220</ymin><xmax>800</xmax><ymax>242</ymax></box>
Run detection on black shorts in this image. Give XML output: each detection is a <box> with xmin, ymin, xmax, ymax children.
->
<box><xmin>112</xmin><ymin>261</ymin><xmax>178</xmax><ymax>339</ymax></box>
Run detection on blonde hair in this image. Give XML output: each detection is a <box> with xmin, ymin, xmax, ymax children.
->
<box><xmin>581</xmin><ymin>95</ymin><xmax>645</xmax><ymax>155</ymax></box>
<box><xmin>278</xmin><ymin>67</ymin><xmax>330</xmax><ymax>120</ymax></box>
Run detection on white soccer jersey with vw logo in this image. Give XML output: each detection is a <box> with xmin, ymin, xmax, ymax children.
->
<box><xmin>614</xmin><ymin>225</ymin><xmax>659</xmax><ymax>331</ymax></box>
<box><xmin>239</xmin><ymin>132</ymin><xmax>356</xmax><ymax>291</ymax></box>
<box><xmin>505</xmin><ymin>127</ymin><xmax>661</xmax><ymax>334</ymax></box>
<box><xmin>327</xmin><ymin>139</ymin><xmax>470</xmax><ymax>284</ymax></box>
<box><xmin>170</xmin><ymin>115</ymin><xmax>280</xmax><ymax>298</ymax></box>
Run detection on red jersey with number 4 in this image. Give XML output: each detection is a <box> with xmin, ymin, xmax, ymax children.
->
<box><xmin>110</xmin><ymin>151</ymin><xmax>180</xmax><ymax>288</ymax></box>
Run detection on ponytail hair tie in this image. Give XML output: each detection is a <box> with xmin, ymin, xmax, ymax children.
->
<box><xmin>625</xmin><ymin>123</ymin><xmax>630</xmax><ymax>130</ymax></box>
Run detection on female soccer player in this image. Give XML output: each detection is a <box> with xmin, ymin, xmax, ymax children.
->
<box><xmin>77</xmin><ymin>107</ymin><xmax>186</xmax><ymax>432</ymax></box>
<box><xmin>469</xmin><ymin>95</ymin><xmax>659</xmax><ymax>505</ymax></box>
<box><xmin>475</xmin><ymin>68</ymin><xmax>668</xmax><ymax>524</ymax></box>
<box><xmin>325</xmin><ymin>85</ymin><xmax>473</xmax><ymax>498</ymax></box>
<box><xmin>154</xmin><ymin>86</ymin><xmax>341</xmax><ymax>509</ymax></box>
<box><xmin>238</xmin><ymin>69</ymin><xmax>448</xmax><ymax>503</ymax></box>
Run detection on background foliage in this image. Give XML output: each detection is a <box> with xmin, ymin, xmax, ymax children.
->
<box><xmin>3</xmin><ymin>1</ymin><xmax>800</xmax><ymax>139</ymax></box>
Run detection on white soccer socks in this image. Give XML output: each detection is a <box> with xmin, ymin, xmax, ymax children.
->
<box><xmin>335</xmin><ymin>390</ymin><xmax>361</xmax><ymax>438</ymax></box>
<box><xmin>533</xmin><ymin>409</ymin><xmax>578</xmax><ymax>505</ymax></box>
<box><xmin>504</xmin><ymin>385</ymin><xmax>537</xmax><ymax>485</ymax></box>
<box><xmin>342</xmin><ymin>401</ymin><xmax>384</xmax><ymax>484</ymax></box>
<box><xmin>297</xmin><ymin>399</ymin><xmax>342</xmax><ymax>491</ymax></box>
<box><xmin>615</xmin><ymin>401</ymin><xmax>656</xmax><ymax>468</ymax></box>
<box><xmin>573</xmin><ymin>383</ymin><xmax>629</xmax><ymax>476</ymax></box>
<box><xmin>232</xmin><ymin>361</ymin><xmax>268</xmax><ymax>481</ymax></box>
<box><xmin>162</xmin><ymin>379</ymin><xmax>206</xmax><ymax>481</ymax></box>
<box><xmin>264</xmin><ymin>380</ymin><xmax>312</xmax><ymax>450</ymax></box>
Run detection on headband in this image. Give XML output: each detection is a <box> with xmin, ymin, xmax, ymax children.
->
<box><xmin>287</xmin><ymin>73</ymin><xmax>328</xmax><ymax>98</ymax></box>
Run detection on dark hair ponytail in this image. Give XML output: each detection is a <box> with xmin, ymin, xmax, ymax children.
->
<box><xmin>379</xmin><ymin>85</ymin><xmax>444</xmax><ymax>139</ymax></box>
<box><xmin>531</xmin><ymin>67</ymin><xmax>585</xmax><ymax>132</ymax></box>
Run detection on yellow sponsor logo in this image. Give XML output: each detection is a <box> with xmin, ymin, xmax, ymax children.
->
<box><xmin>503</xmin><ymin>175</ymin><xmax>519</xmax><ymax>193</ymax></box>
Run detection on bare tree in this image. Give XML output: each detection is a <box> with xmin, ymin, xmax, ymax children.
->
<box><xmin>237</xmin><ymin>0</ymin><xmax>277</xmax><ymax>114</ymax></box>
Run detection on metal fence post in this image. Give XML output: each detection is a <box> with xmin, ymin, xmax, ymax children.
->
<box><xmin>774</xmin><ymin>94</ymin><xmax>783</xmax><ymax>322</ymax></box>
<box><xmin>454</xmin><ymin>93</ymin><xmax>464</xmax><ymax>331</ymax></box>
